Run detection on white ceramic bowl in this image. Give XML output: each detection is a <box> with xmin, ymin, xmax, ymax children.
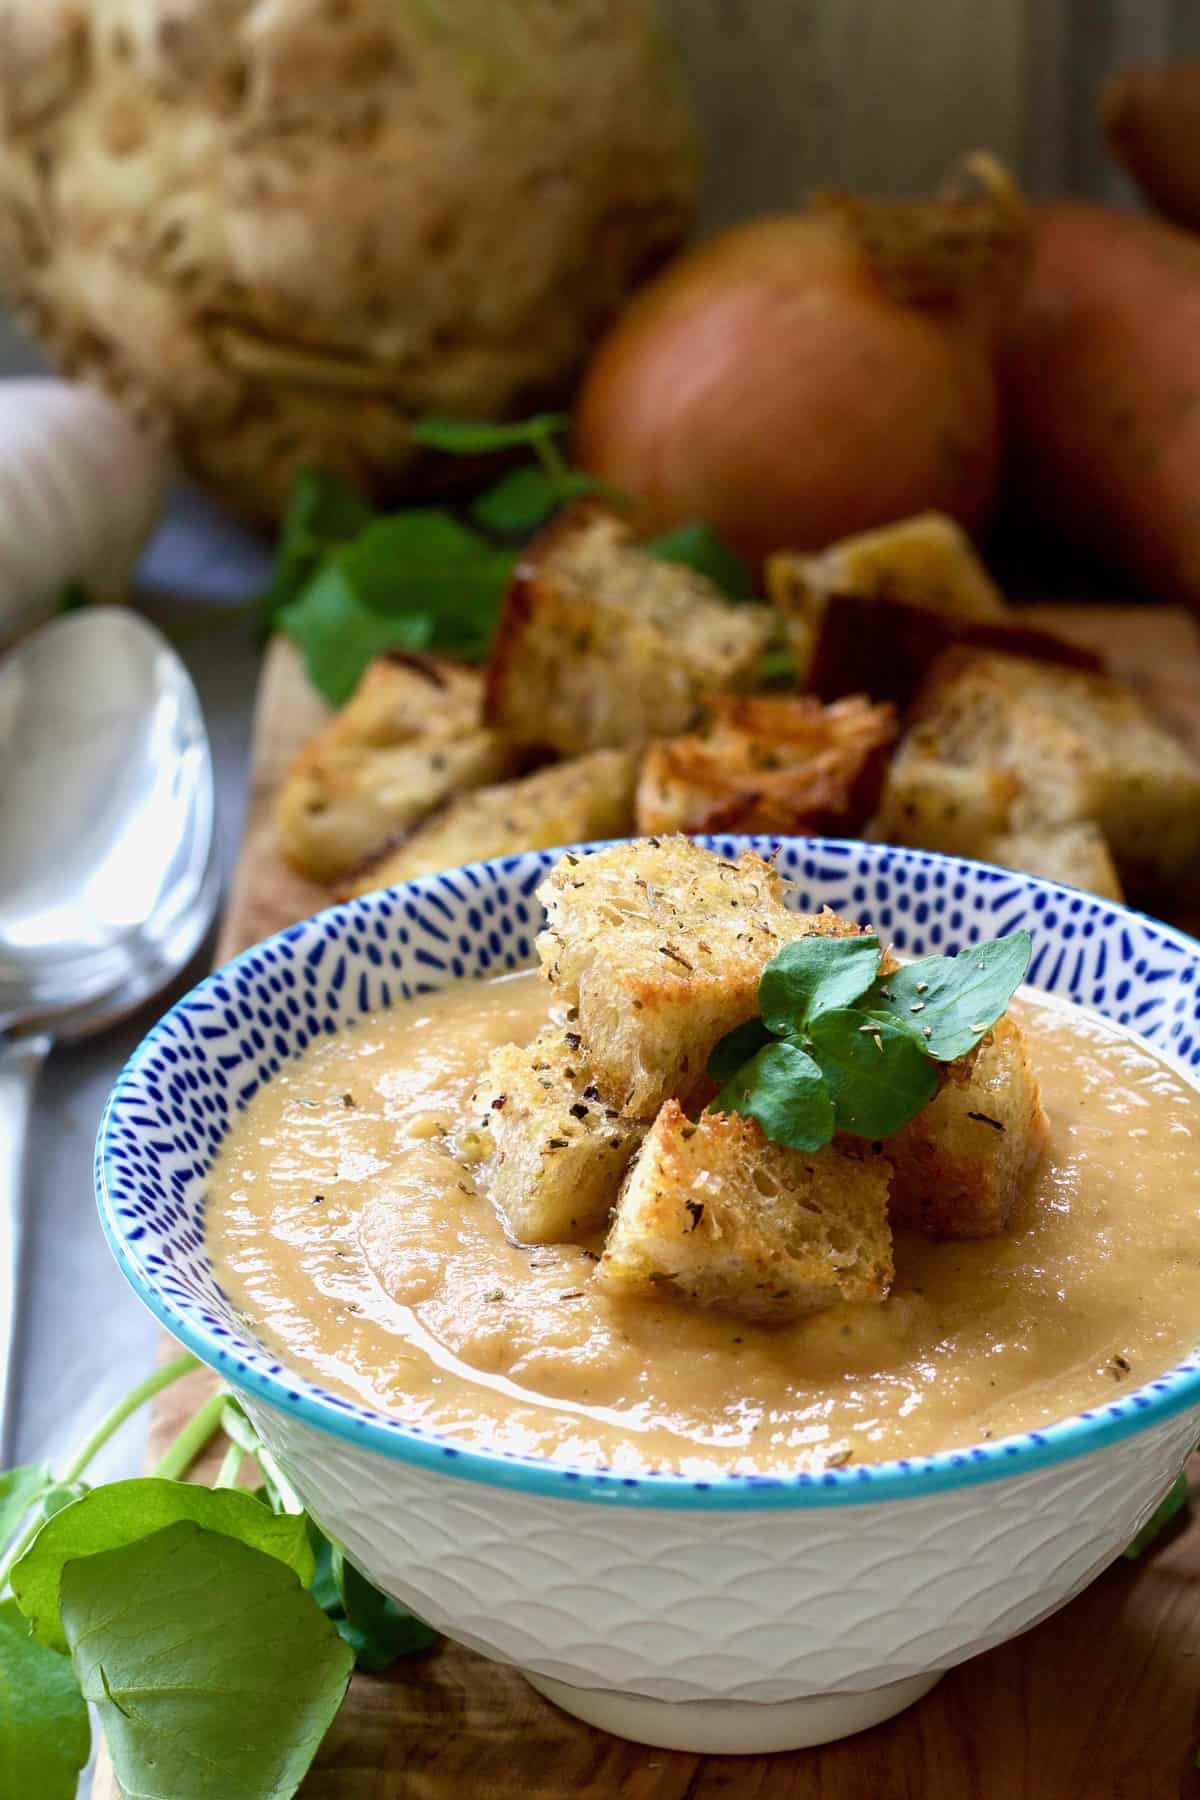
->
<box><xmin>96</xmin><ymin>838</ymin><xmax>1200</xmax><ymax>1753</ymax></box>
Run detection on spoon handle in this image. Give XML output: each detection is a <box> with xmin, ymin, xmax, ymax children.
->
<box><xmin>0</xmin><ymin>1031</ymin><xmax>51</xmax><ymax>1468</ymax></box>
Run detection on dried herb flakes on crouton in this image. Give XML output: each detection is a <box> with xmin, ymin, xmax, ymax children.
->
<box><xmin>597</xmin><ymin>1102</ymin><xmax>893</xmax><ymax>1323</ymax></box>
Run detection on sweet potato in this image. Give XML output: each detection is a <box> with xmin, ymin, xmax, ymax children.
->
<box><xmin>1003</xmin><ymin>204</ymin><xmax>1200</xmax><ymax>608</ymax></box>
<box><xmin>1101</xmin><ymin>62</ymin><xmax>1200</xmax><ymax>232</ymax></box>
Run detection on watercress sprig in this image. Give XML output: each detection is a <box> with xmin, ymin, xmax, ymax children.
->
<box><xmin>266</xmin><ymin>414</ymin><xmax>755</xmax><ymax>705</ymax></box>
<box><xmin>708</xmin><ymin>928</ymin><xmax>1033</xmax><ymax>1152</ymax></box>
<box><xmin>0</xmin><ymin>1357</ymin><xmax>436</xmax><ymax>1800</ymax></box>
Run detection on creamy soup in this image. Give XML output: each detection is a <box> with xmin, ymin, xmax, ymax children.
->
<box><xmin>206</xmin><ymin>972</ymin><xmax>1200</xmax><ymax>1476</ymax></box>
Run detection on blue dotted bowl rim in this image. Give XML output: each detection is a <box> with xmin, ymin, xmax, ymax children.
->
<box><xmin>96</xmin><ymin>837</ymin><xmax>1200</xmax><ymax>1510</ymax></box>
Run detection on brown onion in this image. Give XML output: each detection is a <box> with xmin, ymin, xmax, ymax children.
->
<box><xmin>574</xmin><ymin>154</ymin><xmax>1028</xmax><ymax>569</ymax></box>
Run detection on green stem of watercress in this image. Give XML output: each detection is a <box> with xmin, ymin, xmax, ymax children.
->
<box><xmin>61</xmin><ymin>1352</ymin><xmax>198</xmax><ymax>1486</ymax></box>
<box><xmin>214</xmin><ymin>1441</ymin><xmax>246</xmax><ymax>1490</ymax></box>
<box><xmin>532</xmin><ymin>426</ymin><xmax>570</xmax><ymax>489</ymax></box>
<box><xmin>151</xmin><ymin>1390</ymin><xmax>229</xmax><ymax>1482</ymax></box>
<box><xmin>0</xmin><ymin>1354</ymin><xmax>203</xmax><ymax>1595</ymax></box>
<box><xmin>256</xmin><ymin>1444</ymin><xmax>306</xmax><ymax>1517</ymax></box>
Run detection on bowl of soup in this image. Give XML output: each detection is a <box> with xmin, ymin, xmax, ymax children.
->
<box><xmin>96</xmin><ymin>837</ymin><xmax>1200</xmax><ymax>1755</ymax></box>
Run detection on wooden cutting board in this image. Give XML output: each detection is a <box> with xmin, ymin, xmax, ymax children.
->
<box><xmin>98</xmin><ymin>609</ymin><xmax>1200</xmax><ymax>1800</ymax></box>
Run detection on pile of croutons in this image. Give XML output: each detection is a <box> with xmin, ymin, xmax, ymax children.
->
<box><xmin>456</xmin><ymin>837</ymin><xmax>1048</xmax><ymax>1326</ymax></box>
<box><xmin>277</xmin><ymin>503</ymin><xmax>1200</xmax><ymax>908</ymax></box>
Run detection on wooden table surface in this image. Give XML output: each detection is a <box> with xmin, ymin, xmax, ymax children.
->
<box><xmin>99</xmin><ymin>607</ymin><xmax>1200</xmax><ymax>1800</ymax></box>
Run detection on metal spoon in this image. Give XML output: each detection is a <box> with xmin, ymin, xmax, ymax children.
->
<box><xmin>0</xmin><ymin>608</ymin><xmax>218</xmax><ymax>1462</ymax></box>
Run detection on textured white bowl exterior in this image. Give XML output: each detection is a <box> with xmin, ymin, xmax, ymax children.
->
<box><xmin>98</xmin><ymin>838</ymin><xmax>1200</xmax><ymax>1747</ymax></box>
<box><xmin>245</xmin><ymin>1395</ymin><xmax>1197</xmax><ymax>1706</ymax></box>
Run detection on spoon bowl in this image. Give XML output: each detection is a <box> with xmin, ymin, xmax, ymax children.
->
<box><xmin>0</xmin><ymin>609</ymin><xmax>217</xmax><ymax>1032</ymax></box>
<box><xmin>0</xmin><ymin>606</ymin><xmax>218</xmax><ymax>1458</ymax></box>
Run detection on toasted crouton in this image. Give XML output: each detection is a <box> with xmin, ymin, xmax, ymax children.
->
<box><xmin>596</xmin><ymin>1102</ymin><xmax>893</xmax><ymax>1322</ymax></box>
<box><xmin>977</xmin><ymin>655</ymin><xmax>1200</xmax><ymax>889</ymax></box>
<box><xmin>636</xmin><ymin>693</ymin><xmax>896</xmax><ymax>836</ymax></box>
<box><xmin>805</xmin><ymin>592</ymin><xmax>1104</xmax><ymax>711</ymax></box>
<box><xmin>278</xmin><ymin>730</ymin><xmax>514</xmax><ymax>882</ymax></box>
<box><xmin>340</xmin><ymin>748</ymin><xmax>638</xmax><ymax>897</ymax></box>
<box><xmin>462</xmin><ymin>1028</ymin><xmax>645</xmax><ymax>1244</ymax></box>
<box><xmin>276</xmin><ymin>654</ymin><xmax>511</xmax><ymax>880</ymax></box>
<box><xmin>537</xmin><ymin>836</ymin><xmax>863</xmax><ymax>1118</ymax></box>
<box><xmin>484</xmin><ymin>503</ymin><xmax>773</xmax><ymax>755</ymax></box>
<box><xmin>983</xmin><ymin>823</ymin><xmax>1123</xmax><ymax>902</ymax></box>
<box><xmin>322</xmin><ymin>654</ymin><xmax>483</xmax><ymax>751</ymax></box>
<box><xmin>884</xmin><ymin>1014</ymin><xmax>1049</xmax><ymax>1238</ymax></box>
<box><xmin>768</xmin><ymin>512</ymin><xmax>1007</xmax><ymax>678</ymax></box>
<box><xmin>875</xmin><ymin>648</ymin><xmax>1200</xmax><ymax>890</ymax></box>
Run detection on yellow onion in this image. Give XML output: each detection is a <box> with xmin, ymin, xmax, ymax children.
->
<box><xmin>575</xmin><ymin>154</ymin><xmax>1028</xmax><ymax>568</ymax></box>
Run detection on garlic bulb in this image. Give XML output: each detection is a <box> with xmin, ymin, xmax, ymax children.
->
<box><xmin>0</xmin><ymin>380</ymin><xmax>168</xmax><ymax>646</ymax></box>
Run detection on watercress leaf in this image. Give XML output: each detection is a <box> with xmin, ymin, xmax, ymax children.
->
<box><xmin>279</xmin><ymin>510</ymin><xmax>516</xmax><ymax>702</ymax></box>
<box><xmin>755</xmin><ymin>646</ymin><xmax>801</xmax><ymax>686</ymax></box>
<box><xmin>61</xmin><ymin>1522</ymin><xmax>353</xmax><ymax>1800</ymax></box>
<box><xmin>706</xmin><ymin>1016</ymin><xmax>774</xmax><ymax>1082</ymax></box>
<box><xmin>642</xmin><ymin>521</ymin><xmax>754</xmax><ymax>600</ymax></box>
<box><xmin>262</xmin><ymin>468</ymin><xmax>372</xmax><ymax>624</ymax></box>
<box><xmin>0</xmin><ymin>1597</ymin><xmax>90</xmax><ymax>1800</ymax></box>
<box><xmin>279</xmin><ymin>562</ymin><xmax>433</xmax><ymax>706</ymax></box>
<box><xmin>759</xmin><ymin>934</ymin><xmax>882</xmax><ymax>1036</ymax></box>
<box><xmin>470</xmin><ymin>466</ymin><xmax>601</xmax><ymax>537</ymax></box>
<box><xmin>332</xmin><ymin>1547</ymin><xmax>438</xmax><ymax>1671</ymax></box>
<box><xmin>1123</xmin><ymin>1470</ymin><xmax>1190</xmax><ymax>1560</ymax></box>
<box><xmin>806</xmin><ymin>1009</ymin><xmax>939</xmax><ymax>1139</ymax></box>
<box><xmin>865</xmin><ymin>929</ymin><xmax>1033</xmax><ymax>1062</ymax></box>
<box><xmin>306</xmin><ymin>1518</ymin><xmax>342</xmax><ymax>1616</ymax></box>
<box><xmin>12</xmin><ymin>1478</ymin><xmax>313</xmax><ymax>1653</ymax></box>
<box><xmin>709</xmin><ymin>1040</ymin><xmax>836</xmax><ymax>1152</ymax></box>
<box><xmin>38</xmin><ymin>1483</ymin><xmax>87</xmax><ymax>1522</ymax></box>
<box><xmin>407</xmin><ymin>412</ymin><xmax>569</xmax><ymax>455</ymax></box>
<box><xmin>0</xmin><ymin>1464</ymin><xmax>52</xmax><ymax>1551</ymax></box>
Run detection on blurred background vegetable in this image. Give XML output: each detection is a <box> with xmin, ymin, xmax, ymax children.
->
<box><xmin>1101</xmin><ymin>60</ymin><xmax>1200</xmax><ymax>231</ymax></box>
<box><xmin>0</xmin><ymin>380</ymin><xmax>166</xmax><ymax>646</ymax></box>
<box><xmin>1002</xmin><ymin>202</ymin><xmax>1200</xmax><ymax>608</ymax></box>
<box><xmin>0</xmin><ymin>0</ymin><xmax>695</xmax><ymax>524</ymax></box>
<box><xmin>573</xmin><ymin>154</ymin><xmax>1029</xmax><ymax>569</ymax></box>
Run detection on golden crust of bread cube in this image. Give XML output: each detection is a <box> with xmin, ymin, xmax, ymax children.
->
<box><xmin>883</xmin><ymin>1014</ymin><xmax>1049</xmax><ymax>1238</ymax></box>
<box><xmin>983</xmin><ymin>822</ymin><xmax>1123</xmax><ymax>902</ymax></box>
<box><xmin>484</xmin><ymin>503</ymin><xmax>772</xmax><ymax>756</ymax></box>
<box><xmin>875</xmin><ymin>647</ymin><xmax>1200</xmax><ymax>892</ymax></box>
<box><xmin>536</xmin><ymin>836</ymin><xmax>866</xmax><ymax>1119</ymax></box>
<box><xmin>635</xmin><ymin>693</ymin><xmax>896</xmax><ymax>837</ymax></box>
<box><xmin>278</xmin><ymin>730</ymin><xmax>514</xmax><ymax>882</ymax></box>
<box><xmin>767</xmin><ymin>512</ymin><xmax>1007</xmax><ymax>678</ymax></box>
<box><xmin>462</xmin><ymin>1027</ymin><xmax>645</xmax><ymax>1245</ymax></box>
<box><xmin>595</xmin><ymin>1101</ymin><xmax>893</xmax><ymax>1323</ymax></box>
<box><xmin>322</xmin><ymin>654</ymin><xmax>483</xmax><ymax>752</ymax></box>
<box><xmin>339</xmin><ymin>748</ymin><xmax>637</xmax><ymax>897</ymax></box>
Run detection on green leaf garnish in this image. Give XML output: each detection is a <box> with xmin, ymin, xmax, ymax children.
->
<box><xmin>707</xmin><ymin>1016</ymin><xmax>773</xmax><ymax>1083</ymax></box>
<box><xmin>61</xmin><ymin>1522</ymin><xmax>352</xmax><ymax>1800</ymax></box>
<box><xmin>332</xmin><ymin>1547</ymin><xmax>438</xmax><ymax>1670</ymax></box>
<box><xmin>642</xmin><ymin>521</ymin><xmax>755</xmax><ymax>600</ymax></box>
<box><xmin>755</xmin><ymin>646</ymin><xmax>801</xmax><ymax>686</ymax></box>
<box><xmin>0</xmin><ymin>1465</ymin><xmax>52</xmax><ymax>1550</ymax></box>
<box><xmin>261</xmin><ymin>468</ymin><xmax>373</xmax><ymax>626</ymax></box>
<box><xmin>759</xmin><ymin>934</ymin><xmax>882</xmax><ymax>1035</ymax></box>
<box><xmin>805</xmin><ymin>1010</ymin><xmax>940</xmax><ymax>1139</ymax></box>
<box><xmin>470</xmin><ymin>466</ymin><xmax>602</xmax><ymax>537</ymax></box>
<box><xmin>1123</xmin><ymin>1470</ymin><xmax>1190</xmax><ymax>1560</ymax></box>
<box><xmin>278</xmin><ymin>510</ymin><xmax>517</xmax><ymax>704</ymax></box>
<box><xmin>407</xmin><ymin>412</ymin><xmax>569</xmax><ymax>455</ymax></box>
<box><xmin>706</xmin><ymin>927</ymin><xmax>1031</xmax><ymax>1153</ymax></box>
<box><xmin>711</xmin><ymin>1041</ymin><xmax>835</xmax><ymax>1151</ymax></box>
<box><xmin>865</xmin><ymin>930</ymin><xmax>1033</xmax><ymax>1062</ymax></box>
<box><xmin>0</xmin><ymin>1596</ymin><xmax>90</xmax><ymax>1799</ymax></box>
<box><xmin>12</xmin><ymin>1479</ymin><xmax>313</xmax><ymax>1653</ymax></box>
